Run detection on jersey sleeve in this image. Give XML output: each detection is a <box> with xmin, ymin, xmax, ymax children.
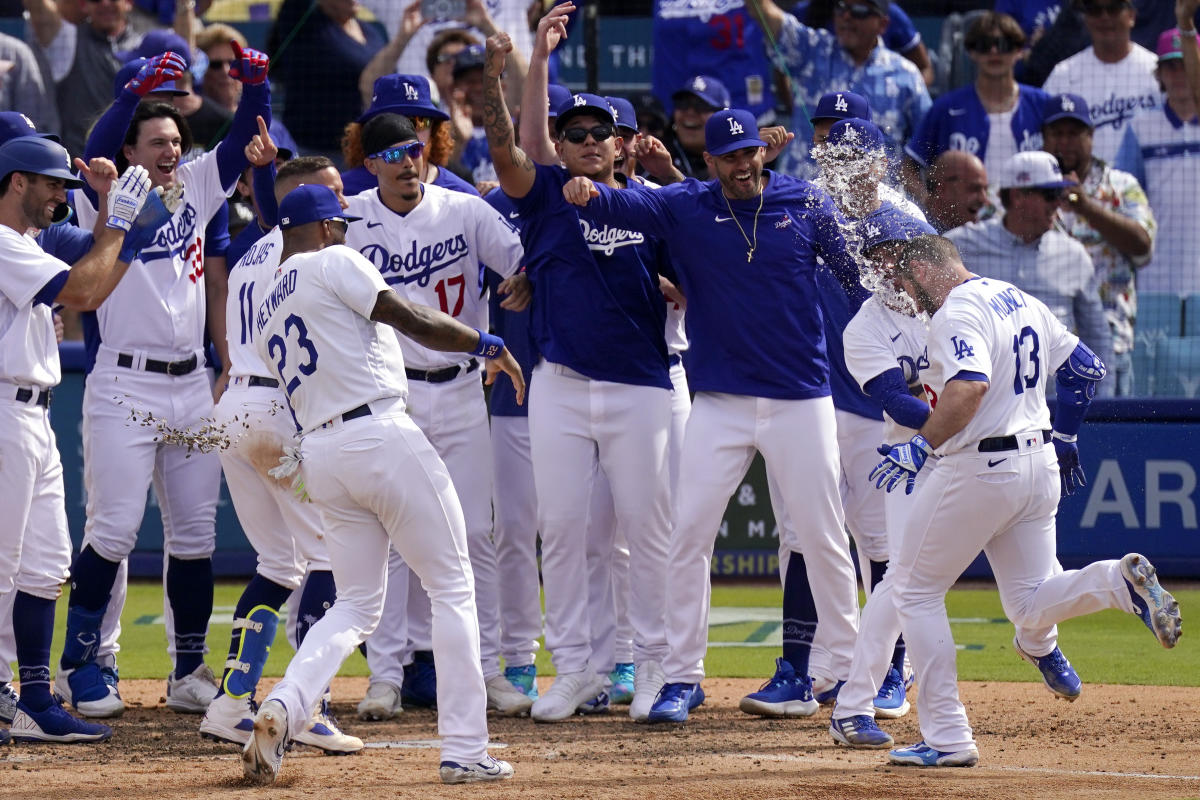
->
<box><xmin>585</xmin><ymin>180</ymin><xmax>678</xmax><ymax>240</ymax></box>
<box><xmin>322</xmin><ymin>246</ymin><xmax>392</xmax><ymax>320</ymax></box>
<box><xmin>471</xmin><ymin>197</ymin><xmax>525</xmax><ymax>279</ymax></box>
<box><xmin>0</xmin><ymin>231</ymin><xmax>71</xmax><ymax>308</ymax></box>
<box><xmin>927</xmin><ymin>303</ymin><xmax>993</xmax><ymax>383</ymax></box>
<box><xmin>843</xmin><ymin>305</ymin><xmax>904</xmax><ymax>390</ymax></box>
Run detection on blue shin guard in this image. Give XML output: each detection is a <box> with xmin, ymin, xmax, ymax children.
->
<box><xmin>223</xmin><ymin>605</ymin><xmax>280</xmax><ymax>699</ymax></box>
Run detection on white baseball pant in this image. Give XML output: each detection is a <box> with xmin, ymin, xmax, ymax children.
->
<box><xmin>268</xmin><ymin>399</ymin><xmax>489</xmax><ymax>763</ymax></box>
<box><xmin>893</xmin><ymin>441</ymin><xmax>1143</xmax><ymax>752</ymax></box>
<box><xmin>529</xmin><ymin>362</ymin><xmax>671</xmax><ymax>676</ymax></box>
<box><xmin>365</xmin><ymin>548</ymin><xmax>411</xmax><ymax>687</ymax></box>
<box><xmin>490</xmin><ymin>415</ymin><xmax>541</xmax><ymax>668</ymax></box>
<box><xmin>664</xmin><ymin>393</ymin><xmax>858</xmax><ymax>684</ymax></box>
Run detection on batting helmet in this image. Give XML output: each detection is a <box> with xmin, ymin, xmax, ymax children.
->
<box><xmin>0</xmin><ymin>135</ymin><xmax>82</xmax><ymax>188</ymax></box>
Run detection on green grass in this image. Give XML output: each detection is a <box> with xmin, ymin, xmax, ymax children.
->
<box><xmin>44</xmin><ymin>580</ymin><xmax>1200</xmax><ymax>687</ymax></box>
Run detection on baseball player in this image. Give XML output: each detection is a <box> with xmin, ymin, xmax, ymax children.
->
<box><xmin>489</xmin><ymin>15</ymin><xmax>675</xmax><ymax>723</ymax></box>
<box><xmin>199</xmin><ymin>141</ymin><xmax>361</xmax><ymax>754</ymax></box>
<box><xmin>241</xmin><ymin>183</ymin><xmax>522</xmax><ymax>786</ymax></box>
<box><xmin>56</xmin><ymin>42</ymin><xmax>271</xmax><ymax>719</ymax></box>
<box><xmin>343</xmin><ymin>112</ymin><xmax>532</xmax><ymax>718</ymax></box>
<box><xmin>0</xmin><ymin>135</ymin><xmax>152</xmax><ymax>742</ymax></box>
<box><xmin>562</xmin><ymin>106</ymin><xmax>864</xmax><ymax>724</ymax></box>
<box><xmin>873</xmin><ymin>234</ymin><xmax>1182</xmax><ymax>767</ymax></box>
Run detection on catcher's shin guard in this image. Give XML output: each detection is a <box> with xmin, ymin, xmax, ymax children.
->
<box><xmin>223</xmin><ymin>605</ymin><xmax>280</xmax><ymax>698</ymax></box>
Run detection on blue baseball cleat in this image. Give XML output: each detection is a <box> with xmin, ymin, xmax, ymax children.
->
<box><xmin>739</xmin><ymin>658</ymin><xmax>818</xmax><ymax>717</ymax></box>
<box><xmin>812</xmin><ymin>677</ymin><xmax>846</xmax><ymax>705</ymax></box>
<box><xmin>10</xmin><ymin>700</ymin><xmax>113</xmax><ymax>743</ymax></box>
<box><xmin>1121</xmin><ymin>553</ymin><xmax>1182</xmax><ymax>649</ymax></box>
<box><xmin>888</xmin><ymin>740</ymin><xmax>979</xmax><ymax>767</ymax></box>
<box><xmin>504</xmin><ymin>664</ymin><xmax>539</xmax><ymax>700</ymax></box>
<box><xmin>646</xmin><ymin>682</ymin><xmax>705</xmax><ymax>723</ymax></box>
<box><xmin>608</xmin><ymin>662</ymin><xmax>635</xmax><ymax>705</ymax></box>
<box><xmin>1013</xmin><ymin>638</ymin><xmax>1081</xmax><ymax>701</ymax></box>
<box><xmin>830</xmin><ymin>714</ymin><xmax>894</xmax><ymax>748</ymax></box>
<box><xmin>873</xmin><ymin>666</ymin><xmax>911</xmax><ymax>718</ymax></box>
<box><xmin>402</xmin><ymin>651</ymin><xmax>437</xmax><ymax>708</ymax></box>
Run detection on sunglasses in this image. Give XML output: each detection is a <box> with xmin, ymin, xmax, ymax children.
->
<box><xmin>835</xmin><ymin>1</ymin><xmax>881</xmax><ymax>19</ymax></box>
<box><xmin>1022</xmin><ymin>187</ymin><xmax>1063</xmax><ymax>202</ymax></box>
<box><xmin>207</xmin><ymin>59</ymin><xmax>233</xmax><ymax>71</ymax></box>
<box><xmin>561</xmin><ymin>124</ymin><xmax>615</xmax><ymax>144</ymax></box>
<box><xmin>967</xmin><ymin>36</ymin><xmax>1018</xmax><ymax>54</ymax></box>
<box><xmin>368</xmin><ymin>141</ymin><xmax>426</xmax><ymax>162</ymax></box>
<box><xmin>1083</xmin><ymin>1</ymin><xmax>1131</xmax><ymax>16</ymax></box>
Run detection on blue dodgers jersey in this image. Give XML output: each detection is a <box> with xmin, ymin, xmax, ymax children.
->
<box><xmin>341</xmin><ymin>163</ymin><xmax>481</xmax><ymax>198</ymax></box>
<box><xmin>653</xmin><ymin>0</ymin><xmax>775</xmax><ymax>118</ymax></box>
<box><xmin>583</xmin><ymin>170</ymin><xmax>860</xmax><ymax>399</ymax></box>
<box><xmin>483</xmin><ymin>189</ymin><xmax>538</xmax><ymax>417</ymax></box>
<box><xmin>905</xmin><ymin>84</ymin><xmax>1049</xmax><ymax>168</ymax></box>
<box><xmin>506</xmin><ymin>163</ymin><xmax>670</xmax><ymax>390</ymax></box>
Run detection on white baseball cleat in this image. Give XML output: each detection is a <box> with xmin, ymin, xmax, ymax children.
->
<box><xmin>530</xmin><ymin>671</ymin><xmax>606</xmax><ymax>722</ymax></box>
<box><xmin>439</xmin><ymin>755</ymin><xmax>514</xmax><ymax>784</ymax></box>
<box><xmin>294</xmin><ymin>700</ymin><xmax>363</xmax><ymax>754</ymax></box>
<box><xmin>199</xmin><ymin>693</ymin><xmax>255</xmax><ymax>745</ymax></box>
<box><xmin>166</xmin><ymin>664</ymin><xmax>220</xmax><ymax>713</ymax></box>
<box><xmin>485</xmin><ymin>674</ymin><xmax>534</xmax><ymax>717</ymax></box>
<box><xmin>242</xmin><ymin>699</ymin><xmax>288</xmax><ymax>784</ymax></box>
<box><xmin>357</xmin><ymin>682</ymin><xmax>402</xmax><ymax>721</ymax></box>
<box><xmin>629</xmin><ymin>660</ymin><xmax>666</xmax><ymax>723</ymax></box>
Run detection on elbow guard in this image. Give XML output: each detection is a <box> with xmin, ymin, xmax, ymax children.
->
<box><xmin>863</xmin><ymin>368</ymin><xmax>932</xmax><ymax>431</ymax></box>
<box><xmin>1054</xmin><ymin>341</ymin><xmax>1106</xmax><ymax>437</ymax></box>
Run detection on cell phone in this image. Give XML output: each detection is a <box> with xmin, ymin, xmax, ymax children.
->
<box><xmin>421</xmin><ymin>0</ymin><xmax>466</xmax><ymax>21</ymax></box>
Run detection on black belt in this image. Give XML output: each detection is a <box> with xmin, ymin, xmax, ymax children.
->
<box><xmin>405</xmin><ymin>359</ymin><xmax>478</xmax><ymax>383</ymax></box>
<box><xmin>15</xmin><ymin>387</ymin><xmax>51</xmax><ymax>408</ymax></box>
<box><xmin>247</xmin><ymin>376</ymin><xmax>279</xmax><ymax>389</ymax></box>
<box><xmin>668</xmin><ymin>354</ymin><xmax>682</xmax><ymax>367</ymax></box>
<box><xmin>341</xmin><ymin>403</ymin><xmax>373</xmax><ymax>422</ymax></box>
<box><xmin>978</xmin><ymin>430</ymin><xmax>1051</xmax><ymax>453</ymax></box>
<box><xmin>116</xmin><ymin>352</ymin><xmax>198</xmax><ymax>376</ymax></box>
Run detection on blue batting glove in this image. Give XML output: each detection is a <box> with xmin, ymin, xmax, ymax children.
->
<box><xmin>870</xmin><ymin>434</ymin><xmax>934</xmax><ymax>495</ymax></box>
<box><xmin>118</xmin><ymin>187</ymin><xmax>171</xmax><ymax>262</ymax></box>
<box><xmin>1052</xmin><ymin>432</ymin><xmax>1085</xmax><ymax>497</ymax></box>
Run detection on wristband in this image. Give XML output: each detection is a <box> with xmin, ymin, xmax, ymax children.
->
<box><xmin>1051</xmin><ymin>430</ymin><xmax>1078</xmax><ymax>443</ymax></box>
<box><xmin>1180</xmin><ymin>27</ymin><xmax>1198</xmax><ymax>38</ymax></box>
<box><xmin>471</xmin><ymin>329</ymin><xmax>505</xmax><ymax>359</ymax></box>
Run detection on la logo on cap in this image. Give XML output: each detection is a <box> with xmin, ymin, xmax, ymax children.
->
<box><xmin>1016</xmin><ymin>171</ymin><xmax>1030</xmax><ymax>184</ymax></box>
<box><xmin>281</xmin><ymin>216</ymin><xmax>291</xmax><ymax>225</ymax></box>
<box><xmin>693</xmin><ymin>77</ymin><xmax>707</xmax><ymax>92</ymax></box>
<box><xmin>1061</xmin><ymin>96</ymin><xmax>1075</xmax><ymax>112</ymax></box>
<box><xmin>865</xmin><ymin>221</ymin><xmax>881</xmax><ymax>237</ymax></box>
<box><xmin>574</xmin><ymin>95</ymin><xmax>586</xmax><ymax>107</ymax></box>
<box><xmin>728</xmin><ymin>116</ymin><xmax>744</xmax><ymax>135</ymax></box>
<box><xmin>834</xmin><ymin>94</ymin><xmax>849</xmax><ymax>112</ymax></box>
<box><xmin>404</xmin><ymin>82</ymin><xmax>419</xmax><ymax>100</ymax></box>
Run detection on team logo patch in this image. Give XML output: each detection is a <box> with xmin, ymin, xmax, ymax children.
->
<box><xmin>693</xmin><ymin>76</ymin><xmax>707</xmax><ymax>92</ymax></box>
<box><xmin>1060</xmin><ymin>96</ymin><xmax>1075</xmax><ymax>112</ymax></box>
<box><xmin>951</xmin><ymin>336</ymin><xmax>975</xmax><ymax>360</ymax></box>
<box><xmin>834</xmin><ymin>93</ymin><xmax>849</xmax><ymax>113</ymax></box>
<box><xmin>775</xmin><ymin>215</ymin><xmax>792</xmax><ymax>230</ymax></box>
<box><xmin>404</xmin><ymin>82</ymin><xmax>419</xmax><ymax>100</ymax></box>
<box><xmin>727</xmin><ymin>116</ymin><xmax>744</xmax><ymax>135</ymax></box>
<box><xmin>574</xmin><ymin>95</ymin><xmax>587</xmax><ymax>107</ymax></box>
<box><xmin>864</xmin><ymin>221</ymin><xmax>881</xmax><ymax>238</ymax></box>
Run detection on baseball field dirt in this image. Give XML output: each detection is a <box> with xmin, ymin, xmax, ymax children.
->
<box><xmin>5</xmin><ymin>677</ymin><xmax>1198</xmax><ymax>800</ymax></box>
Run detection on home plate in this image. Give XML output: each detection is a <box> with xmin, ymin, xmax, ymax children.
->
<box><xmin>363</xmin><ymin>740</ymin><xmax>508</xmax><ymax>750</ymax></box>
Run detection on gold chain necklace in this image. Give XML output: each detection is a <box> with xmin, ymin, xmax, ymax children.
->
<box><xmin>723</xmin><ymin>187</ymin><xmax>765</xmax><ymax>262</ymax></box>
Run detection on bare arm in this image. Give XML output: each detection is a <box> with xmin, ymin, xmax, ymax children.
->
<box><xmin>482</xmin><ymin>32</ymin><xmax>537</xmax><ymax>199</ymax></box>
<box><xmin>519</xmin><ymin>1</ymin><xmax>574</xmax><ymax>166</ymax></box>
<box><xmin>1178</xmin><ymin>0</ymin><xmax>1200</xmax><ymax>114</ymax></box>
<box><xmin>745</xmin><ymin>0</ymin><xmax>785</xmax><ymax>42</ymax></box>
<box><xmin>174</xmin><ymin>0</ymin><xmax>196</xmax><ymax>56</ymax></box>
<box><xmin>359</xmin><ymin>0</ymin><xmax>426</xmax><ymax>109</ymax></box>
<box><xmin>465</xmin><ymin>0</ymin><xmax>528</xmax><ymax>113</ymax></box>
<box><xmin>22</xmin><ymin>0</ymin><xmax>63</xmax><ymax>49</ymax></box>
<box><xmin>904</xmin><ymin>40</ymin><xmax>935</xmax><ymax>87</ymax></box>
<box><xmin>917</xmin><ymin>378</ymin><xmax>987</xmax><ymax>448</ymax></box>
<box><xmin>1062</xmin><ymin>191</ymin><xmax>1151</xmax><ymax>258</ymax></box>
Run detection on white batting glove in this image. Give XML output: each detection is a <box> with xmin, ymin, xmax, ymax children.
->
<box><xmin>268</xmin><ymin>445</ymin><xmax>302</xmax><ymax>481</ymax></box>
<box><xmin>105</xmin><ymin>165</ymin><xmax>152</xmax><ymax>232</ymax></box>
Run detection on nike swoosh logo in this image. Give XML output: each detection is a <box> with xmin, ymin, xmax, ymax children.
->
<box><xmin>890</xmin><ymin>333</ymin><xmax>902</xmax><ymax>342</ymax></box>
<box><xmin>988</xmin><ymin>458</ymin><xmax>1007</xmax><ymax>467</ymax></box>
<box><xmin>715</xmin><ymin>215</ymin><xmax>733</xmax><ymax>222</ymax></box>
<box><xmin>948</xmin><ymin>108</ymin><xmax>967</xmax><ymax>116</ymax></box>
<box><xmin>509</xmin><ymin>211</ymin><xmax>520</xmax><ymax>219</ymax></box>
<box><xmin>366</xmin><ymin>221</ymin><xmax>383</xmax><ymax>229</ymax></box>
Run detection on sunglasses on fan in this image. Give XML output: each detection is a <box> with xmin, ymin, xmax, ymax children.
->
<box><xmin>367</xmin><ymin>141</ymin><xmax>426</xmax><ymax>162</ymax></box>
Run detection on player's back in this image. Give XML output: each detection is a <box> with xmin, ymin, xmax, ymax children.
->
<box><xmin>925</xmin><ymin>277</ymin><xmax>1077</xmax><ymax>455</ymax></box>
<box><xmin>252</xmin><ymin>245</ymin><xmax>408</xmax><ymax>434</ymax></box>
<box><xmin>226</xmin><ymin>227</ymin><xmax>283</xmax><ymax>380</ymax></box>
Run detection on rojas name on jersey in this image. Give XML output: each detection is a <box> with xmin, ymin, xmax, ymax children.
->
<box><xmin>578</xmin><ymin>219</ymin><xmax>645</xmax><ymax>256</ymax></box>
<box><xmin>358</xmin><ymin>235</ymin><xmax>469</xmax><ymax>287</ymax></box>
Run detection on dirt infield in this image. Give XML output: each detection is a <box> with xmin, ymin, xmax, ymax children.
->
<box><xmin>5</xmin><ymin>677</ymin><xmax>1199</xmax><ymax>800</ymax></box>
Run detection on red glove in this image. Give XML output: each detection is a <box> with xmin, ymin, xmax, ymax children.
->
<box><xmin>125</xmin><ymin>51</ymin><xmax>187</xmax><ymax>97</ymax></box>
<box><xmin>228</xmin><ymin>40</ymin><xmax>270</xmax><ymax>85</ymax></box>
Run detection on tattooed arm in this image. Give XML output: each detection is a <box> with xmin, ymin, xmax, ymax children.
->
<box><xmin>483</xmin><ymin>32</ymin><xmax>538</xmax><ymax>199</ymax></box>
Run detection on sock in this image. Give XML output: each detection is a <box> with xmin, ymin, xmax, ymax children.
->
<box><xmin>781</xmin><ymin>552</ymin><xmax>818</xmax><ymax>677</ymax></box>
<box><xmin>869</xmin><ymin>559</ymin><xmax>888</xmax><ymax>591</ymax></box>
<box><xmin>14</xmin><ymin>592</ymin><xmax>56</xmax><ymax>712</ymax></box>
<box><xmin>218</xmin><ymin>574</ymin><xmax>292</xmax><ymax>698</ymax></box>
<box><xmin>166</xmin><ymin>556</ymin><xmax>214</xmax><ymax>679</ymax></box>
<box><xmin>68</xmin><ymin>545</ymin><xmax>120</xmax><ymax>612</ymax></box>
<box><xmin>295</xmin><ymin>570</ymin><xmax>335</xmax><ymax>647</ymax></box>
<box><xmin>869</xmin><ymin>559</ymin><xmax>907</xmax><ymax>673</ymax></box>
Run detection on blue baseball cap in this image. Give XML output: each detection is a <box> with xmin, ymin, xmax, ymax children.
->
<box><xmin>360</xmin><ymin>74</ymin><xmax>449</xmax><ymax>123</ymax></box>
<box><xmin>120</xmin><ymin>29</ymin><xmax>191</xmax><ymax>67</ymax></box>
<box><xmin>555</xmin><ymin>92</ymin><xmax>615</xmax><ymax>133</ymax></box>
<box><xmin>860</xmin><ymin>213</ymin><xmax>936</xmax><ymax>252</ymax></box>
<box><xmin>672</xmin><ymin>75</ymin><xmax>730</xmax><ymax>111</ymax></box>
<box><xmin>452</xmin><ymin>44</ymin><xmax>485</xmax><ymax>79</ymax></box>
<box><xmin>705</xmin><ymin>109</ymin><xmax>767</xmax><ymax>156</ymax></box>
<box><xmin>1042</xmin><ymin>93</ymin><xmax>1092</xmax><ymax>128</ymax></box>
<box><xmin>114</xmin><ymin>58</ymin><xmax>188</xmax><ymax>100</ymax></box>
<box><xmin>0</xmin><ymin>112</ymin><xmax>59</xmax><ymax>144</ymax></box>
<box><xmin>812</xmin><ymin>91</ymin><xmax>871</xmax><ymax>123</ymax></box>
<box><xmin>606</xmin><ymin>96</ymin><xmax>638</xmax><ymax>133</ymax></box>
<box><xmin>278</xmin><ymin>184</ymin><xmax>362</xmax><ymax>230</ymax></box>
<box><xmin>826</xmin><ymin>118</ymin><xmax>887</xmax><ymax>153</ymax></box>
<box><xmin>546</xmin><ymin>84</ymin><xmax>573</xmax><ymax>118</ymax></box>
<box><xmin>0</xmin><ymin>136</ymin><xmax>82</xmax><ymax>187</ymax></box>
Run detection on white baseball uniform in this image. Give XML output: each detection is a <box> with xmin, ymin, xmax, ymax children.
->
<box><xmin>254</xmin><ymin>243</ymin><xmax>489</xmax><ymax>763</ymax></box>
<box><xmin>344</xmin><ymin>183</ymin><xmax>523</xmax><ymax>683</ymax></box>
<box><xmin>892</xmin><ymin>276</ymin><xmax>1145</xmax><ymax>753</ymax></box>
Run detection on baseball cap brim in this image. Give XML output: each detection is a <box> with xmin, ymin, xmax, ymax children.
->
<box><xmin>708</xmin><ymin>136</ymin><xmax>768</xmax><ymax>156</ymax></box>
<box><xmin>358</xmin><ymin>103</ymin><xmax>450</xmax><ymax>124</ymax></box>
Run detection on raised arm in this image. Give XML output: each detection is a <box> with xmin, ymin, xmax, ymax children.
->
<box><xmin>215</xmin><ymin>42</ymin><xmax>272</xmax><ymax>188</ymax></box>
<box><xmin>746</xmin><ymin>0</ymin><xmax>786</xmax><ymax>42</ymax></box>
<box><xmin>21</xmin><ymin>0</ymin><xmax>62</xmax><ymax>50</ymax></box>
<box><xmin>465</xmin><ymin>0</ymin><xmax>528</xmax><ymax>113</ymax></box>
<box><xmin>520</xmin><ymin>1</ymin><xmax>574</xmax><ymax>166</ymax></box>
<box><xmin>358</xmin><ymin>0</ymin><xmax>426</xmax><ymax>110</ymax></box>
<box><xmin>482</xmin><ymin>32</ymin><xmax>538</xmax><ymax>199</ymax></box>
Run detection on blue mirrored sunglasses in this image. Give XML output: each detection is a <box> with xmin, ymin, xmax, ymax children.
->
<box><xmin>368</xmin><ymin>141</ymin><xmax>425</xmax><ymax>163</ymax></box>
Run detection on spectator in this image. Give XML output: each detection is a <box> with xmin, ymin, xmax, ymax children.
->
<box><xmin>996</xmin><ymin>0</ymin><xmax>1062</xmax><ymax>41</ymax></box>
<box><xmin>1043</xmin><ymin>0</ymin><xmax>1159</xmax><ymax>164</ymax></box>
<box><xmin>749</xmin><ymin>0</ymin><xmax>929</xmax><ymax>182</ymax></box>
<box><xmin>425</xmin><ymin>28</ymin><xmax>477</xmax><ymax>107</ymax></box>
<box><xmin>268</xmin><ymin>0</ymin><xmax>386</xmax><ymax>158</ymax></box>
<box><xmin>22</xmin><ymin>0</ymin><xmax>144</xmax><ymax>157</ymax></box>
<box><xmin>791</xmin><ymin>0</ymin><xmax>934</xmax><ymax>84</ymax></box>
<box><xmin>652</xmin><ymin>0</ymin><xmax>778</xmax><ymax>119</ymax></box>
<box><xmin>903</xmin><ymin>12</ymin><xmax>1047</xmax><ymax>206</ymax></box>
<box><xmin>450</xmin><ymin>43</ymin><xmax>495</xmax><ymax>183</ymax></box>
<box><xmin>1115</xmin><ymin>27</ymin><xmax>1200</xmax><ymax>296</ymax></box>
<box><xmin>0</xmin><ymin>31</ymin><xmax>60</xmax><ymax>135</ymax></box>
<box><xmin>1044</xmin><ymin>92</ymin><xmax>1155</xmax><ymax>396</ymax></box>
<box><xmin>660</xmin><ymin>75</ymin><xmax>729</xmax><ymax>179</ymax></box>
<box><xmin>947</xmin><ymin>151</ymin><xmax>1112</xmax><ymax>365</ymax></box>
<box><xmin>924</xmin><ymin>150</ymin><xmax>992</xmax><ymax>234</ymax></box>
